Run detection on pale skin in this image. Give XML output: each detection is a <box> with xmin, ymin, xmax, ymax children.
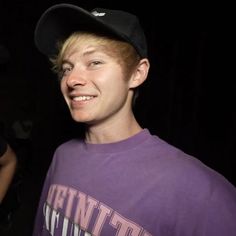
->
<box><xmin>0</xmin><ymin>144</ymin><xmax>17</xmax><ymax>203</ymax></box>
<box><xmin>60</xmin><ymin>37</ymin><xmax>150</xmax><ymax>144</ymax></box>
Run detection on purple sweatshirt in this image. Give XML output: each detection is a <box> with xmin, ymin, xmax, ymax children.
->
<box><xmin>33</xmin><ymin>129</ymin><xmax>236</xmax><ymax>236</ymax></box>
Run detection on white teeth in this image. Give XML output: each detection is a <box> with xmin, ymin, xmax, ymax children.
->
<box><xmin>73</xmin><ymin>96</ymin><xmax>93</xmax><ymax>101</ymax></box>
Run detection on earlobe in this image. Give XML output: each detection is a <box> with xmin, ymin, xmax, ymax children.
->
<box><xmin>129</xmin><ymin>58</ymin><xmax>150</xmax><ymax>88</ymax></box>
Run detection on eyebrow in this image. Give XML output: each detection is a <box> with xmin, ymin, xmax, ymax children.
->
<box><xmin>82</xmin><ymin>46</ymin><xmax>108</xmax><ymax>57</ymax></box>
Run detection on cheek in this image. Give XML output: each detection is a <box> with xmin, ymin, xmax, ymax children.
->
<box><xmin>97</xmin><ymin>67</ymin><xmax>127</xmax><ymax>90</ymax></box>
<box><xmin>60</xmin><ymin>81</ymin><xmax>66</xmax><ymax>94</ymax></box>
<box><xmin>104</xmin><ymin>79</ymin><xmax>130</xmax><ymax>105</ymax></box>
<box><xmin>60</xmin><ymin>82</ymin><xmax>70</xmax><ymax>103</ymax></box>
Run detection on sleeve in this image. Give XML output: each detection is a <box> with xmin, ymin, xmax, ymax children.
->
<box><xmin>32</xmin><ymin>161</ymin><xmax>54</xmax><ymax>236</ymax></box>
<box><xmin>204</xmin><ymin>177</ymin><xmax>236</xmax><ymax>236</ymax></box>
<box><xmin>0</xmin><ymin>136</ymin><xmax>7</xmax><ymax>157</ymax></box>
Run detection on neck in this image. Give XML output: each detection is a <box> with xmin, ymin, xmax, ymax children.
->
<box><xmin>85</xmin><ymin>113</ymin><xmax>142</xmax><ymax>144</ymax></box>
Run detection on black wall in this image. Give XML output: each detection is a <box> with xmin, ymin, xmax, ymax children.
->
<box><xmin>0</xmin><ymin>1</ymin><xmax>235</xmax><ymax>186</ymax></box>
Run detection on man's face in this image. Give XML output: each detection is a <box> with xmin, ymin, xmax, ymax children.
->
<box><xmin>60</xmin><ymin>36</ymin><xmax>134</xmax><ymax>127</ymax></box>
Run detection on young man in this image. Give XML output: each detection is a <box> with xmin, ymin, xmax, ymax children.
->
<box><xmin>33</xmin><ymin>4</ymin><xmax>236</xmax><ymax>236</ymax></box>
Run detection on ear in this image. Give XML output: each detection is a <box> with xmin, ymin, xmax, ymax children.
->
<box><xmin>129</xmin><ymin>58</ymin><xmax>150</xmax><ymax>89</ymax></box>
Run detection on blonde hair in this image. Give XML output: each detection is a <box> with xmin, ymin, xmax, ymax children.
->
<box><xmin>50</xmin><ymin>32</ymin><xmax>141</xmax><ymax>79</ymax></box>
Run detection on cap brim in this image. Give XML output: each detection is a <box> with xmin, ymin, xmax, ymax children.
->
<box><xmin>35</xmin><ymin>4</ymin><xmax>128</xmax><ymax>57</ymax></box>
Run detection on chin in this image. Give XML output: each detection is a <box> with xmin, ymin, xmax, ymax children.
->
<box><xmin>70</xmin><ymin>112</ymin><xmax>91</xmax><ymax>123</ymax></box>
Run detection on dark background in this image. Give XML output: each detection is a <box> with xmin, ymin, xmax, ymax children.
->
<box><xmin>0</xmin><ymin>1</ymin><xmax>235</xmax><ymax>235</ymax></box>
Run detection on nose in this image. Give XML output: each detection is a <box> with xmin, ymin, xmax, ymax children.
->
<box><xmin>65</xmin><ymin>67</ymin><xmax>87</xmax><ymax>88</ymax></box>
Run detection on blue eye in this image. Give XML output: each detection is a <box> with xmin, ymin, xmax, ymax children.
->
<box><xmin>62</xmin><ymin>67</ymin><xmax>72</xmax><ymax>75</ymax></box>
<box><xmin>92</xmin><ymin>61</ymin><xmax>100</xmax><ymax>65</ymax></box>
<box><xmin>58</xmin><ymin>66</ymin><xmax>72</xmax><ymax>80</ymax></box>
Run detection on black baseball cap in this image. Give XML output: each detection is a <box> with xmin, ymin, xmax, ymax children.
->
<box><xmin>34</xmin><ymin>4</ymin><xmax>148</xmax><ymax>58</ymax></box>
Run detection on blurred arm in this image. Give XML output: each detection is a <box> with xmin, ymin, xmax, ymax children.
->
<box><xmin>0</xmin><ymin>144</ymin><xmax>17</xmax><ymax>203</ymax></box>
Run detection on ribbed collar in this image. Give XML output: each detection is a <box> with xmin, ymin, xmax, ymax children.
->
<box><xmin>82</xmin><ymin>129</ymin><xmax>151</xmax><ymax>153</ymax></box>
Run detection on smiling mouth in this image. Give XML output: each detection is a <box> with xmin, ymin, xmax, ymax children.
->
<box><xmin>72</xmin><ymin>96</ymin><xmax>95</xmax><ymax>101</ymax></box>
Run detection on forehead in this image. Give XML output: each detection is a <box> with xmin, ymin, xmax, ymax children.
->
<box><xmin>63</xmin><ymin>34</ymin><xmax>113</xmax><ymax>58</ymax></box>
